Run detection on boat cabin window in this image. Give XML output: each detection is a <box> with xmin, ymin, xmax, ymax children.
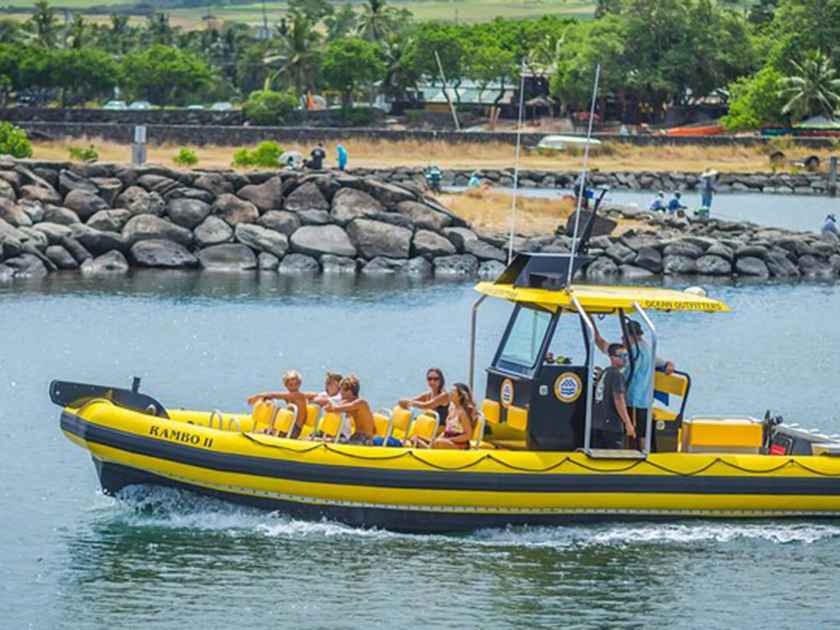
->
<box><xmin>544</xmin><ymin>312</ymin><xmax>588</xmax><ymax>367</ymax></box>
<box><xmin>496</xmin><ymin>305</ymin><xmax>552</xmax><ymax>374</ymax></box>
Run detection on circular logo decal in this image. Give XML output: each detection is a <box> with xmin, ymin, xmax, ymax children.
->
<box><xmin>656</xmin><ymin>420</ymin><xmax>666</xmax><ymax>431</ymax></box>
<box><xmin>500</xmin><ymin>379</ymin><xmax>515</xmax><ymax>408</ymax></box>
<box><xmin>554</xmin><ymin>372</ymin><xmax>582</xmax><ymax>403</ymax></box>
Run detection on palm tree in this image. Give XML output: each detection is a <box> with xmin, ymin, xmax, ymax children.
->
<box><xmin>779</xmin><ymin>52</ymin><xmax>840</xmax><ymax>121</ymax></box>
<box><xmin>325</xmin><ymin>3</ymin><xmax>357</xmax><ymax>41</ymax></box>
<box><xmin>356</xmin><ymin>0</ymin><xmax>399</xmax><ymax>42</ymax></box>
<box><xmin>146</xmin><ymin>12</ymin><xmax>175</xmax><ymax>46</ymax></box>
<box><xmin>29</xmin><ymin>0</ymin><xmax>59</xmax><ymax>48</ymax></box>
<box><xmin>381</xmin><ymin>36</ymin><xmax>417</xmax><ymax>100</ymax></box>
<box><xmin>67</xmin><ymin>13</ymin><xmax>86</xmax><ymax>49</ymax></box>
<box><xmin>106</xmin><ymin>14</ymin><xmax>132</xmax><ymax>54</ymax></box>
<box><xmin>264</xmin><ymin>12</ymin><xmax>321</xmax><ymax>95</ymax></box>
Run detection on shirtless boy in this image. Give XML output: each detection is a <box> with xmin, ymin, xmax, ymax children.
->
<box><xmin>247</xmin><ymin>370</ymin><xmax>308</xmax><ymax>438</ymax></box>
<box><xmin>324</xmin><ymin>375</ymin><xmax>375</xmax><ymax>444</ymax></box>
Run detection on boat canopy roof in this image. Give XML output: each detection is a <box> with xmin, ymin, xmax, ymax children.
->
<box><xmin>475</xmin><ymin>282</ymin><xmax>731</xmax><ymax>314</ymax></box>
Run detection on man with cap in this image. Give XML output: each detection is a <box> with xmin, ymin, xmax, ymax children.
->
<box><xmin>700</xmin><ymin>168</ymin><xmax>718</xmax><ymax>209</ymax></box>
<box><xmin>823</xmin><ymin>214</ymin><xmax>839</xmax><ymax>239</ymax></box>
<box><xmin>593</xmin><ymin>319</ymin><xmax>674</xmax><ymax>451</ymax></box>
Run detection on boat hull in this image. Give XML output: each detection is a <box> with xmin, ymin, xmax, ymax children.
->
<box><xmin>62</xmin><ymin>402</ymin><xmax>840</xmax><ymax>533</ymax></box>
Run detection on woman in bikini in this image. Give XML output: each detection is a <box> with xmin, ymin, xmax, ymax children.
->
<box><xmin>397</xmin><ymin>368</ymin><xmax>450</xmax><ymax>427</ymax></box>
<box><xmin>431</xmin><ymin>383</ymin><xmax>477</xmax><ymax>450</ymax></box>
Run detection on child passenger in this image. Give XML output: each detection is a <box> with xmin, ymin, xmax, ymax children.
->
<box><xmin>307</xmin><ymin>371</ymin><xmax>343</xmax><ymax>408</ymax></box>
<box><xmin>247</xmin><ymin>370</ymin><xmax>308</xmax><ymax>438</ymax></box>
<box><xmin>324</xmin><ymin>375</ymin><xmax>375</xmax><ymax>444</ymax></box>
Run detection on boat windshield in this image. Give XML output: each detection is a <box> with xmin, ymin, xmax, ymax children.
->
<box><xmin>497</xmin><ymin>306</ymin><xmax>552</xmax><ymax>372</ymax></box>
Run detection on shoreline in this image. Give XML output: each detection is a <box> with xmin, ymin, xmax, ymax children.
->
<box><xmin>0</xmin><ymin>158</ymin><xmax>838</xmax><ymax>283</ymax></box>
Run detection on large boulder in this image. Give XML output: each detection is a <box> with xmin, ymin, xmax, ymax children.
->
<box><xmin>87</xmin><ymin>209</ymin><xmax>131</xmax><ymax>232</ymax></box>
<box><xmin>212</xmin><ymin>193</ymin><xmax>259</xmax><ymax>226</ymax></box>
<box><xmin>478</xmin><ymin>260</ymin><xmax>506</xmax><ymax>280</ymax></box>
<box><xmin>585</xmin><ymin>257</ymin><xmax>620</xmax><ymax>278</ymax></box>
<box><xmin>297</xmin><ymin>209</ymin><xmax>331</xmax><ymax>225</ymax></box>
<box><xmin>735</xmin><ymin>256</ymin><xmax>769</xmax><ymax>278</ymax></box>
<box><xmin>235</xmin><ymin>223</ymin><xmax>289</xmax><ymax>258</ymax></box>
<box><xmin>194</xmin><ymin>172</ymin><xmax>233</xmax><ymax>196</ymax></box>
<box><xmin>59</xmin><ymin>236</ymin><xmax>93</xmax><ymax>263</ymax></box>
<box><xmin>619</xmin><ymin>265</ymin><xmax>656</xmax><ymax>280</ymax></box>
<box><xmin>331</xmin><ymin>188</ymin><xmax>384</xmax><ymax>224</ymax></box>
<box><xmin>122</xmin><ymin>214</ymin><xmax>193</xmax><ymax>247</ymax></box>
<box><xmin>80</xmin><ymin>250</ymin><xmax>130</xmax><ymax>274</ymax></box>
<box><xmin>361</xmin><ymin>256</ymin><xmax>410</xmax><ymax>275</ymax></box>
<box><xmin>663</xmin><ymin>241</ymin><xmax>704</xmax><ymax>258</ymax></box>
<box><xmin>663</xmin><ymin>254</ymin><xmax>697</xmax><ymax>275</ymax></box>
<box><xmin>278</xmin><ymin>253</ymin><xmax>320</xmax><ymax>273</ymax></box>
<box><xmin>290</xmin><ymin>224</ymin><xmax>357</xmax><ymax>257</ymax></box>
<box><xmin>237</xmin><ymin>176</ymin><xmax>285</xmax><ymax>212</ymax></box>
<box><xmin>413</xmin><ymin>229</ymin><xmax>456</xmax><ymax>258</ymax></box>
<box><xmin>91</xmin><ymin>177</ymin><xmax>123</xmax><ymax>206</ymax></box>
<box><xmin>364</xmin><ymin>179</ymin><xmax>416</xmax><ymax>208</ymax></box>
<box><xmin>396</xmin><ymin>201</ymin><xmax>452</xmax><ymax>232</ymax></box>
<box><xmin>130</xmin><ymin>239</ymin><xmax>198</xmax><ymax>268</ymax></box>
<box><xmin>258</xmin><ymin>252</ymin><xmax>280</xmax><ymax>271</ymax></box>
<box><xmin>442</xmin><ymin>227</ymin><xmax>478</xmax><ymax>252</ymax></box>
<box><xmin>167</xmin><ymin>198</ymin><xmax>211</xmax><ymax>229</ymax></box>
<box><xmin>18</xmin><ymin>199</ymin><xmax>44</xmax><ymax>223</ymax></box>
<box><xmin>45</xmin><ymin>244</ymin><xmax>78</xmax><ymax>269</ymax></box>
<box><xmin>765</xmin><ymin>250</ymin><xmax>800</xmax><ymax>278</ymax></box>
<box><xmin>797</xmin><ymin>254</ymin><xmax>835</xmax><ymax>279</ymax></box>
<box><xmin>695</xmin><ymin>255</ymin><xmax>732</xmax><ymax>276</ymax></box>
<box><xmin>194</xmin><ymin>216</ymin><xmax>234</xmax><ymax>248</ymax></box>
<box><xmin>433</xmin><ymin>254</ymin><xmax>479</xmax><ymax>278</ymax></box>
<box><xmin>634</xmin><ymin>246</ymin><xmax>663</xmax><ymax>273</ymax></box>
<box><xmin>58</xmin><ymin>169</ymin><xmax>97</xmax><ymax>196</ymax></box>
<box><xmin>0</xmin><ymin>178</ymin><xmax>16</xmax><ymax>201</ymax></box>
<box><xmin>69</xmin><ymin>224</ymin><xmax>127</xmax><ymax>255</ymax></box>
<box><xmin>64</xmin><ymin>190</ymin><xmax>109</xmax><ymax>221</ymax></box>
<box><xmin>0</xmin><ymin>198</ymin><xmax>32</xmax><ymax>227</ymax></box>
<box><xmin>115</xmin><ymin>186</ymin><xmax>165</xmax><ymax>216</ymax></box>
<box><xmin>43</xmin><ymin>205</ymin><xmax>80</xmax><ymax>225</ymax></box>
<box><xmin>197</xmin><ymin>243</ymin><xmax>257</xmax><ymax>271</ymax></box>
<box><xmin>605</xmin><ymin>242</ymin><xmax>636</xmax><ymax>265</ymax></box>
<box><xmin>284</xmin><ymin>181</ymin><xmax>329</xmax><ymax>212</ymax></box>
<box><xmin>464</xmin><ymin>238</ymin><xmax>507</xmax><ymax>262</ymax></box>
<box><xmin>4</xmin><ymin>253</ymin><xmax>47</xmax><ymax>277</ymax></box>
<box><xmin>321</xmin><ymin>254</ymin><xmax>358</xmax><ymax>274</ymax></box>
<box><xmin>136</xmin><ymin>174</ymin><xmax>179</xmax><ymax>196</ymax></box>
<box><xmin>347</xmin><ymin>219</ymin><xmax>412</xmax><ymax>259</ymax></box>
<box><xmin>32</xmin><ymin>222</ymin><xmax>72</xmax><ymax>245</ymax></box>
<box><xmin>258</xmin><ymin>210</ymin><xmax>301</xmax><ymax>236</ymax></box>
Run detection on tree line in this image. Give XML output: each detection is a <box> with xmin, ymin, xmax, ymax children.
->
<box><xmin>0</xmin><ymin>0</ymin><xmax>838</xmax><ymax>129</ymax></box>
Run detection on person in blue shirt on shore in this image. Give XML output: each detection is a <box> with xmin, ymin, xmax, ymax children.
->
<box><xmin>336</xmin><ymin>144</ymin><xmax>348</xmax><ymax>171</ymax></box>
<box><xmin>823</xmin><ymin>214</ymin><xmax>839</xmax><ymax>238</ymax></box>
<box><xmin>649</xmin><ymin>191</ymin><xmax>666</xmax><ymax>212</ymax></box>
<box><xmin>667</xmin><ymin>192</ymin><xmax>687</xmax><ymax>214</ymax></box>
<box><xmin>593</xmin><ymin>319</ymin><xmax>674</xmax><ymax>451</ymax></box>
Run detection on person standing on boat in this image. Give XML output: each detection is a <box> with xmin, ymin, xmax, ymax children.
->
<box><xmin>592</xmin><ymin>344</ymin><xmax>636</xmax><ymax>449</ymax></box>
<box><xmin>594</xmin><ymin>320</ymin><xmax>674</xmax><ymax>450</ymax></box>
<box><xmin>398</xmin><ymin>368</ymin><xmax>450</xmax><ymax>425</ymax></box>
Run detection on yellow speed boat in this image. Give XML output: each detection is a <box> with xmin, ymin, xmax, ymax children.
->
<box><xmin>53</xmin><ymin>253</ymin><xmax>840</xmax><ymax>532</ymax></box>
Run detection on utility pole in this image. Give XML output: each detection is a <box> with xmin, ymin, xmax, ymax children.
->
<box><xmin>434</xmin><ymin>50</ymin><xmax>460</xmax><ymax>131</ymax></box>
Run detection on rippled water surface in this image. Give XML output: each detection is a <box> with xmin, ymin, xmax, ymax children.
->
<box><xmin>2</xmin><ymin>272</ymin><xmax>840</xmax><ymax>629</ymax></box>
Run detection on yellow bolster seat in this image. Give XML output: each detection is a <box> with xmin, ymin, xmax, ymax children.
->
<box><xmin>389</xmin><ymin>406</ymin><xmax>413</xmax><ymax>440</ymax></box>
<box><xmin>682</xmin><ymin>417</ymin><xmax>763</xmax><ymax>454</ymax></box>
<box><xmin>273</xmin><ymin>408</ymin><xmax>298</xmax><ymax>437</ymax></box>
<box><xmin>251</xmin><ymin>400</ymin><xmax>277</xmax><ymax>434</ymax></box>
<box><xmin>408</xmin><ymin>414</ymin><xmax>440</xmax><ymax>443</ymax></box>
<box><xmin>373</xmin><ymin>413</ymin><xmax>392</xmax><ymax>440</ymax></box>
<box><xmin>318</xmin><ymin>412</ymin><xmax>343</xmax><ymax>442</ymax></box>
<box><xmin>482</xmin><ymin>400</ymin><xmax>500</xmax><ymax>425</ymax></box>
<box><xmin>506</xmin><ymin>405</ymin><xmax>528</xmax><ymax>432</ymax></box>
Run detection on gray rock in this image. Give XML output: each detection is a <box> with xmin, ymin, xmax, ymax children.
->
<box><xmin>212</xmin><ymin>193</ymin><xmax>259</xmax><ymax>226</ymax></box>
<box><xmin>87</xmin><ymin>209</ymin><xmax>132</xmax><ymax>232</ymax></box>
<box><xmin>59</xmin><ymin>169</ymin><xmax>97</xmax><ymax>196</ymax></box>
<box><xmin>405</xmin><ymin>256</ymin><xmax>433</xmax><ymax>277</ymax></box>
<box><xmin>364</xmin><ymin>179</ymin><xmax>416</xmax><ymax>208</ymax></box>
<box><xmin>478</xmin><ymin>260</ymin><xmax>506</xmax><ymax>280</ymax></box>
<box><xmin>18</xmin><ymin>200</ymin><xmax>44</xmax><ymax>224</ymax></box>
<box><xmin>136</xmin><ymin>174</ymin><xmax>179</xmax><ymax>196</ymax></box>
<box><xmin>32</xmin><ymin>222</ymin><xmax>72</xmax><ymax>245</ymax></box>
<box><xmin>735</xmin><ymin>244</ymin><xmax>768</xmax><ymax>259</ymax></box>
<box><xmin>68</xmin><ymin>224</ymin><xmax>127</xmax><ymax>255</ymax></box>
<box><xmin>443</xmin><ymin>227</ymin><xmax>478</xmax><ymax>252</ymax></box>
<box><xmin>284</xmin><ymin>181</ymin><xmax>329</xmax><ymax>212</ymax></box>
<box><xmin>167</xmin><ymin>198</ymin><xmax>211</xmax><ymax>229</ymax></box>
<box><xmin>706</xmin><ymin>242</ymin><xmax>734</xmax><ymax>261</ymax></box>
<box><xmin>59</xmin><ymin>236</ymin><xmax>93</xmax><ymax>263</ymax></box>
<box><xmin>116</xmin><ymin>186</ymin><xmax>165</xmax><ymax>216</ymax></box>
<box><xmin>331</xmin><ymin>188</ymin><xmax>384</xmax><ymax>224</ymax></box>
<box><xmin>663</xmin><ymin>255</ymin><xmax>697</xmax><ymax>275</ymax></box>
<box><xmin>396</xmin><ymin>201</ymin><xmax>452</xmax><ymax>232</ymax></box>
<box><xmin>735</xmin><ymin>256</ymin><xmax>770</xmax><ymax>278</ymax></box>
<box><xmin>321</xmin><ymin>255</ymin><xmax>358</xmax><ymax>274</ymax></box>
<box><xmin>765</xmin><ymin>250</ymin><xmax>801</xmax><ymax>277</ymax></box>
<box><xmin>0</xmin><ymin>263</ymin><xmax>13</xmax><ymax>280</ymax></box>
<box><xmin>829</xmin><ymin>254</ymin><xmax>840</xmax><ymax>276</ymax></box>
<box><xmin>663</xmin><ymin>241</ymin><xmax>703</xmax><ymax>259</ymax></box>
<box><xmin>18</xmin><ymin>226</ymin><xmax>48</xmax><ymax>251</ymax></box>
<box><xmin>4</xmin><ymin>253</ymin><xmax>47</xmax><ymax>277</ymax></box>
<box><xmin>695</xmin><ymin>255</ymin><xmax>732</xmax><ymax>276</ymax></box>
<box><xmin>605</xmin><ymin>241</ymin><xmax>637</xmax><ymax>265</ymax></box>
<box><xmin>278</xmin><ymin>253</ymin><xmax>320</xmax><ymax>274</ymax></box>
<box><xmin>198</xmin><ymin>243</ymin><xmax>257</xmax><ymax>271</ymax></box>
<box><xmin>634</xmin><ymin>246</ymin><xmax>663</xmax><ymax>273</ymax></box>
<box><xmin>586</xmin><ymin>257</ymin><xmax>620</xmax><ymax>278</ymax></box>
<box><xmin>194</xmin><ymin>172</ymin><xmax>233</xmax><ymax>196</ymax></box>
<box><xmin>235</xmin><ymin>223</ymin><xmax>289</xmax><ymax>258</ymax></box>
<box><xmin>0</xmin><ymin>178</ymin><xmax>16</xmax><ymax>201</ymax></box>
<box><xmin>797</xmin><ymin>254</ymin><xmax>835</xmax><ymax>279</ymax></box>
<box><xmin>45</xmin><ymin>245</ymin><xmax>78</xmax><ymax>269</ymax></box>
<box><xmin>130</xmin><ymin>239</ymin><xmax>198</xmax><ymax>268</ymax></box>
<box><xmin>91</xmin><ymin>177</ymin><xmax>123</xmax><ymax>206</ymax></box>
<box><xmin>347</xmin><ymin>219</ymin><xmax>412</xmax><ymax>259</ymax></box>
<box><xmin>0</xmin><ymin>170</ymin><xmax>21</xmax><ymax>194</ymax></box>
<box><xmin>464</xmin><ymin>238</ymin><xmax>507</xmax><ymax>262</ymax></box>
<box><xmin>620</xmin><ymin>264</ymin><xmax>656</xmax><ymax>280</ymax></box>
<box><xmin>258</xmin><ymin>252</ymin><xmax>280</xmax><ymax>271</ymax></box>
<box><xmin>64</xmin><ymin>190</ymin><xmax>109</xmax><ymax>221</ymax></box>
<box><xmin>237</xmin><ymin>176</ymin><xmax>285</xmax><ymax>212</ymax></box>
<box><xmin>0</xmin><ymin>198</ymin><xmax>32</xmax><ymax>227</ymax></box>
<box><xmin>413</xmin><ymin>229</ymin><xmax>456</xmax><ymax>258</ymax></box>
<box><xmin>290</xmin><ymin>225</ymin><xmax>357</xmax><ymax>258</ymax></box>
<box><xmin>433</xmin><ymin>254</ymin><xmax>479</xmax><ymax>278</ymax></box>
<box><xmin>43</xmin><ymin>205</ymin><xmax>80</xmax><ymax>226</ymax></box>
<box><xmin>194</xmin><ymin>216</ymin><xmax>234</xmax><ymax>248</ymax></box>
<box><xmin>123</xmin><ymin>214</ymin><xmax>193</xmax><ymax>247</ymax></box>
<box><xmin>81</xmin><ymin>250</ymin><xmax>130</xmax><ymax>274</ymax></box>
<box><xmin>361</xmin><ymin>256</ymin><xmax>409</xmax><ymax>274</ymax></box>
<box><xmin>258</xmin><ymin>210</ymin><xmax>301</xmax><ymax>236</ymax></box>
<box><xmin>297</xmin><ymin>209</ymin><xmax>332</xmax><ymax>225</ymax></box>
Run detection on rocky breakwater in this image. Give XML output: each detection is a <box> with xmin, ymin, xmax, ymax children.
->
<box><xmin>528</xmin><ymin>207</ymin><xmax>840</xmax><ymax>281</ymax></box>
<box><xmin>0</xmin><ymin>158</ymin><xmax>509</xmax><ymax>281</ymax></box>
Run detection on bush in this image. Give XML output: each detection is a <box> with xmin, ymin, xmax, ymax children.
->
<box><xmin>173</xmin><ymin>147</ymin><xmax>198</xmax><ymax>167</ymax></box>
<box><xmin>0</xmin><ymin>122</ymin><xmax>32</xmax><ymax>158</ymax></box>
<box><xmin>334</xmin><ymin>106</ymin><xmax>376</xmax><ymax>127</ymax></box>
<box><xmin>68</xmin><ymin>145</ymin><xmax>98</xmax><ymax>162</ymax></box>
<box><xmin>242</xmin><ymin>89</ymin><xmax>299</xmax><ymax>125</ymax></box>
<box><xmin>232</xmin><ymin>141</ymin><xmax>284</xmax><ymax>168</ymax></box>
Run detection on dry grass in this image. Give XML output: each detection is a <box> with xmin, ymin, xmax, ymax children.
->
<box><xmin>32</xmin><ymin>136</ymin><xmax>836</xmax><ymax>174</ymax></box>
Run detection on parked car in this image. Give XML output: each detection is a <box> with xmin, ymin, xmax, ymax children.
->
<box><xmin>209</xmin><ymin>101</ymin><xmax>233</xmax><ymax>111</ymax></box>
<box><xmin>103</xmin><ymin>100</ymin><xmax>128</xmax><ymax>110</ymax></box>
<box><xmin>129</xmin><ymin>101</ymin><xmax>152</xmax><ymax>110</ymax></box>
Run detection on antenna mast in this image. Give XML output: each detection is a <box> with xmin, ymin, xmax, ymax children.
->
<box><xmin>507</xmin><ymin>68</ymin><xmax>527</xmax><ymax>264</ymax></box>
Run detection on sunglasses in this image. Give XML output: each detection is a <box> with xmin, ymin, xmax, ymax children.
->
<box><xmin>615</xmin><ymin>352</ymin><xmax>629</xmax><ymax>360</ymax></box>
<box><xmin>427</xmin><ymin>376</ymin><xmax>441</xmax><ymax>382</ymax></box>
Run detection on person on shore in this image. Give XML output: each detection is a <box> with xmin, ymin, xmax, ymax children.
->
<box><xmin>305</xmin><ymin>142</ymin><xmax>326</xmax><ymax>170</ymax></box>
<box><xmin>425</xmin><ymin>165</ymin><xmax>442</xmax><ymax>192</ymax></box>
<box><xmin>649</xmin><ymin>191</ymin><xmax>666</xmax><ymax>212</ymax></box>
<box><xmin>468</xmin><ymin>171</ymin><xmax>482</xmax><ymax>188</ymax></box>
<box><xmin>593</xmin><ymin>320</ymin><xmax>674</xmax><ymax>451</ymax></box>
<box><xmin>324</xmin><ymin>375</ymin><xmax>375</xmax><ymax>444</ymax></box>
<box><xmin>700</xmin><ymin>169</ymin><xmax>717</xmax><ymax>209</ymax></box>
<box><xmin>336</xmin><ymin>144</ymin><xmax>348</xmax><ymax>171</ymax></box>
<box><xmin>398</xmin><ymin>368</ymin><xmax>450</xmax><ymax>426</ymax></box>
<box><xmin>592</xmin><ymin>343</ymin><xmax>637</xmax><ymax>449</ymax></box>
<box><xmin>667</xmin><ymin>192</ymin><xmax>687</xmax><ymax>214</ymax></box>
<box><xmin>247</xmin><ymin>370</ymin><xmax>308</xmax><ymax>438</ymax></box>
<box><xmin>409</xmin><ymin>383</ymin><xmax>477</xmax><ymax>450</ymax></box>
<box><xmin>822</xmin><ymin>214</ymin><xmax>839</xmax><ymax>239</ymax></box>
<box><xmin>574</xmin><ymin>173</ymin><xmax>592</xmax><ymax>210</ymax></box>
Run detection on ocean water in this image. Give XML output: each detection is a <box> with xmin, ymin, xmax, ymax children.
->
<box><xmin>2</xmin><ymin>272</ymin><xmax>839</xmax><ymax>629</ymax></box>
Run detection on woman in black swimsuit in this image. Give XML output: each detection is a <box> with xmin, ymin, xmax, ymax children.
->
<box><xmin>397</xmin><ymin>367</ymin><xmax>450</xmax><ymax>426</ymax></box>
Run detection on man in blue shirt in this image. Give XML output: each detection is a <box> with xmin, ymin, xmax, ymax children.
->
<box><xmin>823</xmin><ymin>214</ymin><xmax>839</xmax><ymax>238</ymax></box>
<box><xmin>649</xmin><ymin>191</ymin><xmax>666</xmax><ymax>212</ymax></box>
<box><xmin>667</xmin><ymin>192</ymin><xmax>687</xmax><ymax>214</ymax></box>
<box><xmin>593</xmin><ymin>319</ymin><xmax>674</xmax><ymax>450</ymax></box>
